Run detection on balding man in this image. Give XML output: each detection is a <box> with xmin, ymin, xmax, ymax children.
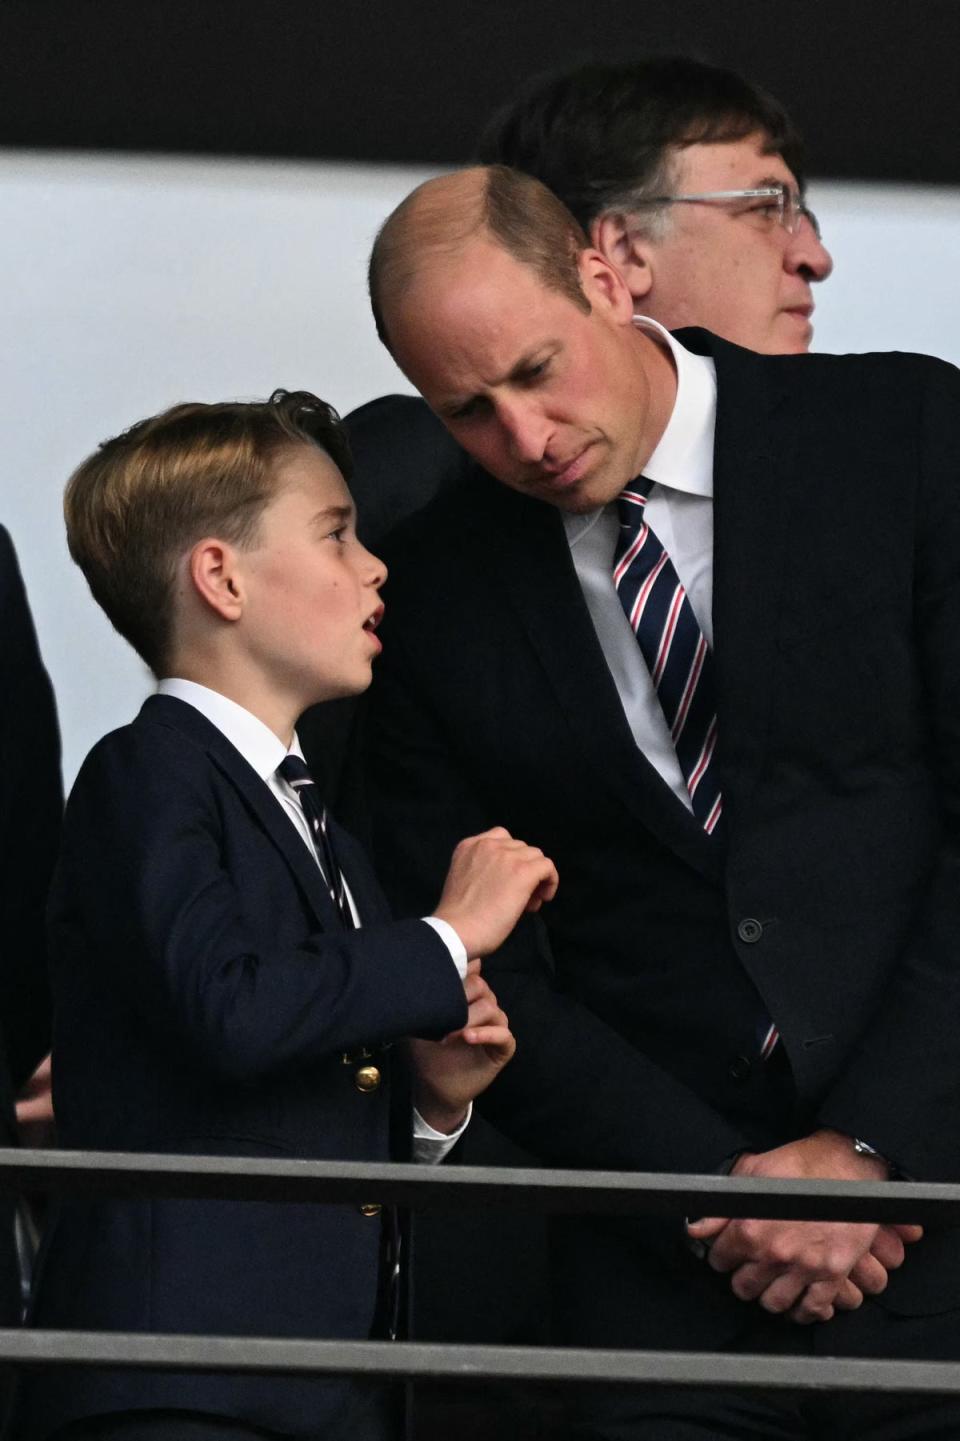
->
<box><xmin>331</xmin><ymin>57</ymin><xmax>832</xmax><ymax>574</ymax></box>
<box><xmin>362</xmin><ymin>164</ymin><xmax>960</xmax><ymax>1440</ymax></box>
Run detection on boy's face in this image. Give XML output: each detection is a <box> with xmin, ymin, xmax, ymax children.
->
<box><xmin>238</xmin><ymin>443</ymin><xmax>386</xmax><ymax>707</ymax></box>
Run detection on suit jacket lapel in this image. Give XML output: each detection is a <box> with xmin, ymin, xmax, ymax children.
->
<box><xmin>480</xmin><ymin>480</ymin><xmax>720</xmax><ymax>880</ymax></box>
<box><xmin>140</xmin><ymin>694</ymin><xmax>342</xmax><ymax>931</ymax></box>
<box><xmin>700</xmin><ymin>333</ymin><xmax>795</xmax><ymax>819</ymax></box>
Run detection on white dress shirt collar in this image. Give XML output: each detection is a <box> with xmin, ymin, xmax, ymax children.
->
<box><xmin>156</xmin><ymin>677</ymin><xmax>305</xmax><ymax>776</ymax></box>
<box><xmin>631</xmin><ymin>317</ymin><xmax>717</xmax><ymax>500</ymax></box>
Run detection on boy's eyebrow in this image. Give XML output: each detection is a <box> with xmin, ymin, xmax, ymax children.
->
<box><xmin>310</xmin><ymin>503</ymin><xmax>354</xmax><ymax>527</ymax></box>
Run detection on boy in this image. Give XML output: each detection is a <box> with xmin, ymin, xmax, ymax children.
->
<box><xmin>20</xmin><ymin>390</ymin><xmax>558</xmax><ymax>1441</ymax></box>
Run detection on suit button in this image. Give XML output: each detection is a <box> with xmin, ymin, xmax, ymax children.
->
<box><xmin>355</xmin><ymin>1065</ymin><xmax>381</xmax><ymax>1093</ymax></box>
<box><xmin>359</xmin><ymin>1203</ymin><xmax>382</xmax><ymax>1218</ymax></box>
<box><xmin>737</xmin><ymin>918</ymin><xmax>763</xmax><ymax>944</ymax></box>
<box><xmin>728</xmin><ymin>1055</ymin><xmax>752</xmax><ymax>1082</ymax></box>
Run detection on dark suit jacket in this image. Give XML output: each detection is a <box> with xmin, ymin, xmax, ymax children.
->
<box><xmin>21</xmin><ymin>694</ymin><xmax>466</xmax><ymax>1439</ymax></box>
<box><xmin>365</xmin><ymin>331</ymin><xmax>960</xmax><ymax>1350</ymax></box>
<box><xmin>0</xmin><ymin>525</ymin><xmax>60</xmax><ymax>1329</ymax></box>
<box><xmin>297</xmin><ymin>395</ymin><xmax>469</xmax><ymax>812</ymax></box>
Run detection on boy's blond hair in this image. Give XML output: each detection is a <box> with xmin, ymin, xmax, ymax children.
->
<box><xmin>65</xmin><ymin>389</ymin><xmax>351</xmax><ymax>677</ymax></box>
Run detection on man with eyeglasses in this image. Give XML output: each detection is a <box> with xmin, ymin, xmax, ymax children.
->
<box><xmin>479</xmin><ymin>56</ymin><xmax>832</xmax><ymax>358</ymax></box>
<box><xmin>333</xmin><ymin>57</ymin><xmax>831</xmax><ymax>573</ymax></box>
<box><xmin>359</xmin><ymin>161</ymin><xmax>960</xmax><ymax>1440</ymax></box>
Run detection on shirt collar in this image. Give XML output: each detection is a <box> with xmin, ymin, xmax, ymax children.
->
<box><xmin>632</xmin><ymin>316</ymin><xmax>717</xmax><ymax>499</ymax></box>
<box><xmin>156</xmin><ymin>677</ymin><xmax>304</xmax><ymax>781</ymax></box>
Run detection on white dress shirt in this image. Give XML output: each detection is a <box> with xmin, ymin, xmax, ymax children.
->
<box><xmin>156</xmin><ymin>678</ymin><xmax>469</xmax><ymax>1156</ymax></box>
<box><xmin>561</xmin><ymin>318</ymin><xmax>717</xmax><ymax>810</ymax></box>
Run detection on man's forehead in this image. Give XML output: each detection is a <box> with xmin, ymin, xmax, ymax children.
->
<box><xmin>396</xmin><ymin>237</ymin><xmax>557</xmax><ymax>343</ymax></box>
<box><xmin>670</xmin><ymin>131</ymin><xmax>795</xmax><ymax>185</ymax></box>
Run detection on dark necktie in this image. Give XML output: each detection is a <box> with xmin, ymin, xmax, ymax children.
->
<box><xmin>277</xmin><ymin>754</ymin><xmax>352</xmax><ymax>927</ymax></box>
<box><xmin>276</xmin><ymin>751</ymin><xmax>403</xmax><ymax>1334</ymax></box>
<box><xmin>613</xmin><ymin>486</ymin><xmax>779</xmax><ymax>1060</ymax></box>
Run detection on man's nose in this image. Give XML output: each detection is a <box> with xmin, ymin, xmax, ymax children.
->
<box><xmin>497</xmin><ymin>399</ymin><xmax>550</xmax><ymax>464</ymax></box>
<box><xmin>786</xmin><ymin>215</ymin><xmax>834</xmax><ymax>282</ymax></box>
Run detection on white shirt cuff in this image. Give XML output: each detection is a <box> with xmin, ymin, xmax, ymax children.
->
<box><xmin>422</xmin><ymin>915</ymin><xmax>468</xmax><ymax>979</ymax></box>
<box><xmin>412</xmin><ymin>1102</ymin><xmax>473</xmax><ymax>1163</ymax></box>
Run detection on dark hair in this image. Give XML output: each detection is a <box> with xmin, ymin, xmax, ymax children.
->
<box><xmin>65</xmin><ymin>388</ymin><xmax>352</xmax><ymax>677</ymax></box>
<box><xmin>478</xmin><ymin>57</ymin><xmax>805</xmax><ymax>236</ymax></box>
<box><xmin>369</xmin><ymin>164</ymin><xmax>589</xmax><ymax>353</ymax></box>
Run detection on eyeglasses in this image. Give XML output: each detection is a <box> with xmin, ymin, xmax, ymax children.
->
<box><xmin>634</xmin><ymin>183</ymin><xmax>821</xmax><ymax>239</ymax></box>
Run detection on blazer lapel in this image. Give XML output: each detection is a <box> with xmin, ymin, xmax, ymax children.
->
<box><xmin>481</xmin><ymin>480</ymin><xmax>720</xmax><ymax>880</ymax></box>
<box><xmin>704</xmin><ymin>335</ymin><xmax>796</xmax><ymax>818</ymax></box>
<box><xmin>141</xmin><ymin>695</ymin><xmax>342</xmax><ymax>931</ymax></box>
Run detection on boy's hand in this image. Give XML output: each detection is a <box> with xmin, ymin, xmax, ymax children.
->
<box><xmin>411</xmin><ymin>960</ymin><xmax>516</xmax><ymax>1134</ymax></box>
<box><xmin>433</xmin><ymin>827</ymin><xmax>558</xmax><ymax>958</ymax></box>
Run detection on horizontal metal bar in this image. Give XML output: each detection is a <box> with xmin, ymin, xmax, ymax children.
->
<box><xmin>1</xmin><ymin>1330</ymin><xmax>959</xmax><ymax>1397</ymax></box>
<box><xmin>0</xmin><ymin>1147</ymin><xmax>955</xmax><ymax>1222</ymax></box>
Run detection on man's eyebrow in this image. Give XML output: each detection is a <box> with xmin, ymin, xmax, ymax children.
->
<box><xmin>439</xmin><ymin>346</ymin><xmax>559</xmax><ymax>415</ymax></box>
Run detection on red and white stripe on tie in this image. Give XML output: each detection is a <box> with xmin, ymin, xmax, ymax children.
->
<box><xmin>613</xmin><ymin>487</ymin><xmax>723</xmax><ymax>834</ymax></box>
<box><xmin>612</xmin><ymin>484</ymin><xmax>777</xmax><ymax>1058</ymax></box>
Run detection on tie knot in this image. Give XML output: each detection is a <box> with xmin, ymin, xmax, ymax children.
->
<box><xmin>278</xmin><ymin>753</ymin><xmax>314</xmax><ymax>790</ymax></box>
<box><xmin>616</xmin><ymin>486</ymin><xmax>648</xmax><ymax>530</ymax></box>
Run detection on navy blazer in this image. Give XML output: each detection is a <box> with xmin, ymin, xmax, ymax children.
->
<box><xmin>364</xmin><ymin>334</ymin><xmax>960</xmax><ymax>1349</ymax></box>
<box><xmin>21</xmin><ymin>694</ymin><xmax>466</xmax><ymax>1439</ymax></box>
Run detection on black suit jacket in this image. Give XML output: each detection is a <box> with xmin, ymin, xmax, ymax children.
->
<box><xmin>21</xmin><ymin>695</ymin><xmax>466</xmax><ymax>1439</ymax></box>
<box><xmin>0</xmin><ymin>525</ymin><xmax>60</xmax><ymax>1330</ymax></box>
<box><xmin>365</xmin><ymin>332</ymin><xmax>960</xmax><ymax>1346</ymax></box>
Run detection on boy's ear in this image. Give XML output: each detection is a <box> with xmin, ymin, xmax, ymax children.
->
<box><xmin>590</xmin><ymin>212</ymin><xmax>655</xmax><ymax>305</ymax></box>
<box><xmin>188</xmin><ymin>538</ymin><xmax>244</xmax><ymax>622</ymax></box>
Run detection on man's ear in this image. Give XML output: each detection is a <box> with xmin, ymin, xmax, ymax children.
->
<box><xmin>188</xmin><ymin>538</ymin><xmax>245</xmax><ymax>622</ymax></box>
<box><xmin>578</xmin><ymin>247</ymin><xmax>637</xmax><ymax>325</ymax></box>
<box><xmin>590</xmin><ymin>212</ymin><xmax>655</xmax><ymax>305</ymax></box>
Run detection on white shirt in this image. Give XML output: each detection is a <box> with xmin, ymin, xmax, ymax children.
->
<box><xmin>562</xmin><ymin>318</ymin><xmax>717</xmax><ymax>809</ymax></box>
<box><xmin>156</xmin><ymin>678</ymin><xmax>469</xmax><ymax>1156</ymax></box>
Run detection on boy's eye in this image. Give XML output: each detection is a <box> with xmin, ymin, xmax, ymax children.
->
<box><xmin>327</xmin><ymin>526</ymin><xmax>348</xmax><ymax>543</ymax></box>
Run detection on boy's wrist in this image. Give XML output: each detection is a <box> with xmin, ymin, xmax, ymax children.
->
<box><xmin>413</xmin><ymin>1085</ymin><xmax>470</xmax><ymax>1135</ymax></box>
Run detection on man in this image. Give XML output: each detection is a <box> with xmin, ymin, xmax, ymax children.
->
<box><xmin>479</xmin><ymin>56</ymin><xmax>833</xmax><ymax>355</ymax></box>
<box><xmin>362</xmin><ymin>163</ymin><xmax>960</xmax><ymax>1439</ymax></box>
<box><xmin>334</xmin><ymin>55</ymin><xmax>833</xmax><ymax>588</ymax></box>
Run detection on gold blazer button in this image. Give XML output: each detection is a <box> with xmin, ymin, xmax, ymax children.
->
<box><xmin>359</xmin><ymin>1203</ymin><xmax>382</xmax><ymax>1218</ymax></box>
<box><xmin>355</xmin><ymin>1064</ymin><xmax>381</xmax><ymax>1093</ymax></box>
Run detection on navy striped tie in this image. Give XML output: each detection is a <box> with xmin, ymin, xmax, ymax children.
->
<box><xmin>613</xmin><ymin>485</ymin><xmax>722</xmax><ymax>834</ymax></box>
<box><xmin>613</xmin><ymin>487</ymin><xmax>779</xmax><ymax>1061</ymax></box>
<box><xmin>278</xmin><ymin>754</ymin><xmax>352</xmax><ymax>927</ymax></box>
<box><xmin>277</xmin><ymin>752</ymin><xmax>404</xmax><ymax>1332</ymax></box>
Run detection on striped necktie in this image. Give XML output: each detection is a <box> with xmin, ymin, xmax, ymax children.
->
<box><xmin>277</xmin><ymin>754</ymin><xmax>352</xmax><ymax>927</ymax></box>
<box><xmin>613</xmin><ymin>485</ymin><xmax>722</xmax><ymax>834</ymax></box>
<box><xmin>613</xmin><ymin>486</ymin><xmax>779</xmax><ymax>1062</ymax></box>
<box><xmin>277</xmin><ymin>752</ymin><xmax>404</xmax><ymax>1333</ymax></box>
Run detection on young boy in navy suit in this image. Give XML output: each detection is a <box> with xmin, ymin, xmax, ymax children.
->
<box><xmin>21</xmin><ymin>390</ymin><xmax>557</xmax><ymax>1441</ymax></box>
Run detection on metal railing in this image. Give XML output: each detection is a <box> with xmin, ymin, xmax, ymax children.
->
<box><xmin>1</xmin><ymin>1147</ymin><xmax>957</xmax><ymax>1397</ymax></box>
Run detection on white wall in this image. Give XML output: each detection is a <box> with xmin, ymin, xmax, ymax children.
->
<box><xmin>1</xmin><ymin>150</ymin><xmax>957</xmax><ymax>786</ymax></box>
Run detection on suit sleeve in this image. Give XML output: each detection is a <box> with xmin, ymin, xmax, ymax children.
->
<box><xmin>0</xmin><ymin>526</ymin><xmax>60</xmax><ymax>1090</ymax></box>
<box><xmin>817</xmin><ymin>359</ymin><xmax>960</xmax><ymax>1179</ymax></box>
<box><xmin>56</xmin><ymin>724</ymin><xmax>467</xmax><ymax>1084</ymax></box>
<box><xmin>367</xmin><ymin>621</ymin><xmax>749</xmax><ymax>1177</ymax></box>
